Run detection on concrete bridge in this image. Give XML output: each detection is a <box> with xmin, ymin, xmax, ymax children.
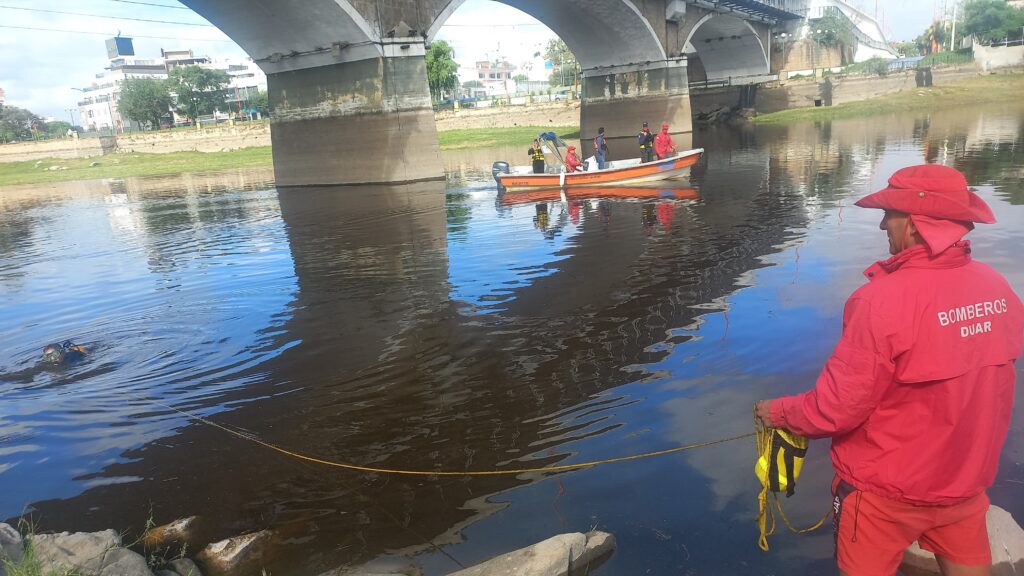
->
<box><xmin>181</xmin><ymin>0</ymin><xmax>806</xmax><ymax>186</ymax></box>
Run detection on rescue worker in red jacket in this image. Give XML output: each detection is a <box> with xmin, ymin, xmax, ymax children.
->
<box><xmin>653</xmin><ymin>122</ymin><xmax>675</xmax><ymax>160</ymax></box>
<box><xmin>756</xmin><ymin>164</ymin><xmax>1024</xmax><ymax>576</ymax></box>
<box><xmin>564</xmin><ymin>145</ymin><xmax>584</xmax><ymax>172</ymax></box>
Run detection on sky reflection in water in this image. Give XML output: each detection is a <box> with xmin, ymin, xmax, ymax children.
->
<box><xmin>1</xmin><ymin>108</ymin><xmax>1023</xmax><ymax>575</ymax></box>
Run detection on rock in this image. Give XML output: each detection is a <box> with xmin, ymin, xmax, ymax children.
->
<box><xmin>90</xmin><ymin>161</ymin><xmax>100</xmax><ymax>167</ymax></box>
<box><xmin>195</xmin><ymin>530</ymin><xmax>271</xmax><ymax>576</ymax></box>
<box><xmin>29</xmin><ymin>529</ymin><xmax>152</xmax><ymax>575</ymax></box>
<box><xmin>143</xmin><ymin>517</ymin><xmax>199</xmax><ymax>550</ymax></box>
<box><xmin>448</xmin><ymin>531</ymin><xmax>615</xmax><ymax>576</ymax></box>
<box><xmin>166</xmin><ymin>558</ymin><xmax>203</xmax><ymax>576</ymax></box>
<box><xmin>0</xmin><ymin>523</ymin><xmax>23</xmax><ymax>565</ymax></box>
<box><xmin>48</xmin><ymin>165</ymin><xmax>60</xmax><ymax>171</ymax></box>
<box><xmin>96</xmin><ymin>548</ymin><xmax>153</xmax><ymax>576</ymax></box>
<box><xmin>900</xmin><ymin>505</ymin><xmax>1024</xmax><ymax>576</ymax></box>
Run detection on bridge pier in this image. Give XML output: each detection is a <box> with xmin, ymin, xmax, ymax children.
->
<box><xmin>579</xmin><ymin>59</ymin><xmax>693</xmax><ymax>153</ymax></box>
<box><xmin>266</xmin><ymin>41</ymin><xmax>443</xmax><ymax>187</ymax></box>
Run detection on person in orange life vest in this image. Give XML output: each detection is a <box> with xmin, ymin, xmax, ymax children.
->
<box><xmin>653</xmin><ymin>123</ymin><xmax>675</xmax><ymax>159</ymax></box>
<box><xmin>755</xmin><ymin>165</ymin><xmax>1024</xmax><ymax>576</ymax></box>
<box><xmin>564</xmin><ymin>145</ymin><xmax>584</xmax><ymax>172</ymax></box>
<box><xmin>638</xmin><ymin>122</ymin><xmax>655</xmax><ymax>163</ymax></box>
<box><xmin>527</xmin><ymin>139</ymin><xmax>546</xmax><ymax>174</ymax></box>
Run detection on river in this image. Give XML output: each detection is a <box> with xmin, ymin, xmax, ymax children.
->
<box><xmin>1</xmin><ymin>106</ymin><xmax>1023</xmax><ymax>575</ymax></box>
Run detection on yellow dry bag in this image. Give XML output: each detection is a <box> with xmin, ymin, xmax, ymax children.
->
<box><xmin>755</xmin><ymin>410</ymin><xmax>827</xmax><ymax>551</ymax></box>
<box><xmin>755</xmin><ymin>427</ymin><xmax>807</xmax><ymax>497</ymax></box>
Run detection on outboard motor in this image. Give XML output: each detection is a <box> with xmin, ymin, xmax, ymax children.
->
<box><xmin>492</xmin><ymin>161</ymin><xmax>510</xmax><ymax>191</ymax></box>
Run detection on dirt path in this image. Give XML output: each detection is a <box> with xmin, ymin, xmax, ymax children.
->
<box><xmin>435</xmin><ymin>102</ymin><xmax>580</xmax><ymax>131</ymax></box>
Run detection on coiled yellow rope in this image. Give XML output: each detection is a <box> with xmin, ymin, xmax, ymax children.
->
<box><xmin>755</xmin><ymin>411</ymin><xmax>831</xmax><ymax>551</ymax></box>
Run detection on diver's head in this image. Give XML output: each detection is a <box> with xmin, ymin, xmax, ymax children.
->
<box><xmin>42</xmin><ymin>343</ymin><xmax>66</xmax><ymax>364</ymax></box>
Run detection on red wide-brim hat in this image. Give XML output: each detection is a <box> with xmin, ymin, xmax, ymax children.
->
<box><xmin>855</xmin><ymin>164</ymin><xmax>995</xmax><ymax>223</ymax></box>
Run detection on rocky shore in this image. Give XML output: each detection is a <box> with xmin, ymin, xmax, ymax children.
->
<box><xmin>0</xmin><ymin>516</ymin><xmax>615</xmax><ymax>576</ymax></box>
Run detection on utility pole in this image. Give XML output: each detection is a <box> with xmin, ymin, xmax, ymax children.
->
<box><xmin>950</xmin><ymin>2</ymin><xmax>958</xmax><ymax>51</ymax></box>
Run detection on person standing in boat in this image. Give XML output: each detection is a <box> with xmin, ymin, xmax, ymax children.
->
<box><xmin>654</xmin><ymin>123</ymin><xmax>676</xmax><ymax>160</ymax></box>
<box><xmin>564</xmin><ymin>145</ymin><xmax>584</xmax><ymax>172</ymax></box>
<box><xmin>637</xmin><ymin>122</ymin><xmax>655</xmax><ymax>163</ymax></box>
<box><xmin>528</xmin><ymin>139</ymin><xmax>546</xmax><ymax>174</ymax></box>
<box><xmin>594</xmin><ymin>127</ymin><xmax>609</xmax><ymax>170</ymax></box>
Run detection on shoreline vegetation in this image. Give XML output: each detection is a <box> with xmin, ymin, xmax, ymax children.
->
<box><xmin>2</xmin><ymin>72</ymin><xmax>1022</xmax><ymax>187</ymax></box>
<box><xmin>0</xmin><ymin>125</ymin><xmax>579</xmax><ymax>187</ymax></box>
<box><xmin>754</xmin><ymin>73</ymin><xmax>1024</xmax><ymax>124</ymax></box>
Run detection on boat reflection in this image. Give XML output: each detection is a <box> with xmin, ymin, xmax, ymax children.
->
<box><xmin>499</xmin><ymin>186</ymin><xmax>700</xmax><ymax>206</ymax></box>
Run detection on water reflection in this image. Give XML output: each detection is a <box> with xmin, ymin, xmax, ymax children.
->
<box><xmin>2</xmin><ymin>107</ymin><xmax>1023</xmax><ymax>576</ymax></box>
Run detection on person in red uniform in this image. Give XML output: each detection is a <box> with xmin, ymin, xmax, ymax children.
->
<box><xmin>756</xmin><ymin>164</ymin><xmax>1024</xmax><ymax>576</ymax></box>
<box><xmin>564</xmin><ymin>145</ymin><xmax>584</xmax><ymax>172</ymax></box>
<box><xmin>653</xmin><ymin>122</ymin><xmax>675</xmax><ymax>160</ymax></box>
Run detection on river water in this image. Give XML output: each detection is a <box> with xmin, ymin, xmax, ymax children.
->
<box><xmin>2</xmin><ymin>107</ymin><xmax>1023</xmax><ymax>575</ymax></box>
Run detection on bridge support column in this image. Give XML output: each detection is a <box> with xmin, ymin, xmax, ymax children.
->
<box><xmin>580</xmin><ymin>59</ymin><xmax>693</xmax><ymax>152</ymax></box>
<box><xmin>267</xmin><ymin>41</ymin><xmax>443</xmax><ymax>187</ymax></box>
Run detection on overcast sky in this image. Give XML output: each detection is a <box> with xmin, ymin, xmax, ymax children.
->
<box><xmin>0</xmin><ymin>0</ymin><xmax>943</xmax><ymax>120</ymax></box>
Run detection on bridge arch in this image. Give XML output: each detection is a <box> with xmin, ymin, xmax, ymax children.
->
<box><xmin>179</xmin><ymin>0</ymin><xmax>381</xmax><ymax>74</ymax></box>
<box><xmin>426</xmin><ymin>0</ymin><xmax>667</xmax><ymax>68</ymax></box>
<box><xmin>683</xmin><ymin>13</ymin><xmax>769</xmax><ymax>81</ymax></box>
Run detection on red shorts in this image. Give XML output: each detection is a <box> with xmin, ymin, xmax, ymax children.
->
<box><xmin>832</xmin><ymin>477</ymin><xmax>991</xmax><ymax>575</ymax></box>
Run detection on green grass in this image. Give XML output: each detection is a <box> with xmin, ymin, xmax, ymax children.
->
<box><xmin>437</xmin><ymin>125</ymin><xmax>578</xmax><ymax>149</ymax></box>
<box><xmin>756</xmin><ymin>73</ymin><xmax>1024</xmax><ymax>124</ymax></box>
<box><xmin>0</xmin><ymin>125</ymin><xmax>582</xmax><ymax>186</ymax></box>
<box><xmin>0</xmin><ymin>148</ymin><xmax>274</xmax><ymax>187</ymax></box>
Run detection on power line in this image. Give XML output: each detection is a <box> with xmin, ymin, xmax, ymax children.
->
<box><xmin>0</xmin><ymin>4</ymin><xmax>212</xmax><ymax>26</ymax></box>
<box><xmin>103</xmin><ymin>0</ymin><xmax>191</xmax><ymax>9</ymax></box>
<box><xmin>0</xmin><ymin>23</ymin><xmax>233</xmax><ymax>43</ymax></box>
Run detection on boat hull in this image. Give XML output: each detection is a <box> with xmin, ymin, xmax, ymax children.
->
<box><xmin>497</xmin><ymin>148</ymin><xmax>703</xmax><ymax>192</ymax></box>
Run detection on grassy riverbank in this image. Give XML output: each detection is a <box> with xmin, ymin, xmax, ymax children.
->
<box><xmin>437</xmin><ymin>125</ymin><xmax>578</xmax><ymax>149</ymax></box>
<box><xmin>756</xmin><ymin>72</ymin><xmax>1024</xmax><ymax>124</ymax></box>
<box><xmin>0</xmin><ymin>125</ymin><xmax>580</xmax><ymax>186</ymax></box>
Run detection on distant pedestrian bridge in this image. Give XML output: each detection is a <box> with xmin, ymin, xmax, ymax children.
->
<box><xmin>181</xmin><ymin>0</ymin><xmax>806</xmax><ymax>185</ymax></box>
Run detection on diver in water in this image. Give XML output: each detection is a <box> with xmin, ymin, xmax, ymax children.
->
<box><xmin>42</xmin><ymin>341</ymin><xmax>87</xmax><ymax>365</ymax></box>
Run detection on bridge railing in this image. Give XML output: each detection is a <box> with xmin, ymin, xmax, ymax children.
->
<box><xmin>689</xmin><ymin>73</ymin><xmax>780</xmax><ymax>89</ymax></box>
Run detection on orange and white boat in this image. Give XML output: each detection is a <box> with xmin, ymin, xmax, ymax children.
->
<box><xmin>495</xmin><ymin>148</ymin><xmax>704</xmax><ymax>192</ymax></box>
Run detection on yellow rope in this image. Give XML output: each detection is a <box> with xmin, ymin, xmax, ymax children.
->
<box><xmin>755</xmin><ymin>410</ymin><xmax>831</xmax><ymax>551</ymax></box>
<box><xmin>151</xmin><ymin>399</ymin><xmax>755</xmax><ymax>476</ymax></box>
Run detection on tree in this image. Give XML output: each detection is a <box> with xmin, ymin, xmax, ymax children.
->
<box><xmin>915</xmin><ymin>21</ymin><xmax>949</xmax><ymax>54</ymax></box>
<box><xmin>119</xmin><ymin>77</ymin><xmax>173</xmax><ymax>129</ymax></box>
<box><xmin>892</xmin><ymin>40</ymin><xmax>920</xmax><ymax>57</ymax></box>
<box><xmin>248</xmin><ymin>89</ymin><xmax>269</xmax><ymax>116</ymax></box>
<box><xmin>810</xmin><ymin>8</ymin><xmax>855</xmax><ymax>63</ymax></box>
<box><xmin>513</xmin><ymin>73</ymin><xmax>528</xmax><ymax>83</ymax></box>
<box><xmin>43</xmin><ymin>120</ymin><xmax>72</xmax><ymax>138</ymax></box>
<box><xmin>168</xmin><ymin>65</ymin><xmax>230</xmax><ymax>122</ymax></box>
<box><xmin>462</xmin><ymin>80</ymin><xmax>484</xmax><ymax>88</ymax></box>
<box><xmin>544</xmin><ymin>39</ymin><xmax>579</xmax><ymax>87</ymax></box>
<box><xmin>425</xmin><ymin>40</ymin><xmax>459</xmax><ymax>101</ymax></box>
<box><xmin>962</xmin><ymin>0</ymin><xmax>1024</xmax><ymax>44</ymax></box>
<box><xmin>0</xmin><ymin>106</ymin><xmax>40</xmax><ymax>142</ymax></box>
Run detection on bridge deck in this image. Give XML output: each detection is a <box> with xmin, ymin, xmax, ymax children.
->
<box><xmin>713</xmin><ymin>0</ymin><xmax>806</xmax><ymax>21</ymax></box>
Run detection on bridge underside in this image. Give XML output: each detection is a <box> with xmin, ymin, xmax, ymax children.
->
<box><xmin>182</xmin><ymin>0</ymin><xmax>791</xmax><ymax>186</ymax></box>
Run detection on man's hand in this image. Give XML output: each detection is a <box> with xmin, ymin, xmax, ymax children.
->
<box><xmin>755</xmin><ymin>399</ymin><xmax>773</xmax><ymax>426</ymax></box>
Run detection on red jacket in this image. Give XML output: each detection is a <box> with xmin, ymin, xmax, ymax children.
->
<box><xmin>654</xmin><ymin>132</ymin><xmax>674</xmax><ymax>159</ymax></box>
<box><xmin>770</xmin><ymin>241</ymin><xmax>1024</xmax><ymax>505</ymax></box>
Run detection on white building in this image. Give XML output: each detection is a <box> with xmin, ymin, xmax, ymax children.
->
<box><xmin>76</xmin><ymin>37</ymin><xmax>267</xmax><ymax>132</ymax></box>
<box><xmin>458</xmin><ymin>60</ymin><xmax>518</xmax><ymax>98</ymax></box>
